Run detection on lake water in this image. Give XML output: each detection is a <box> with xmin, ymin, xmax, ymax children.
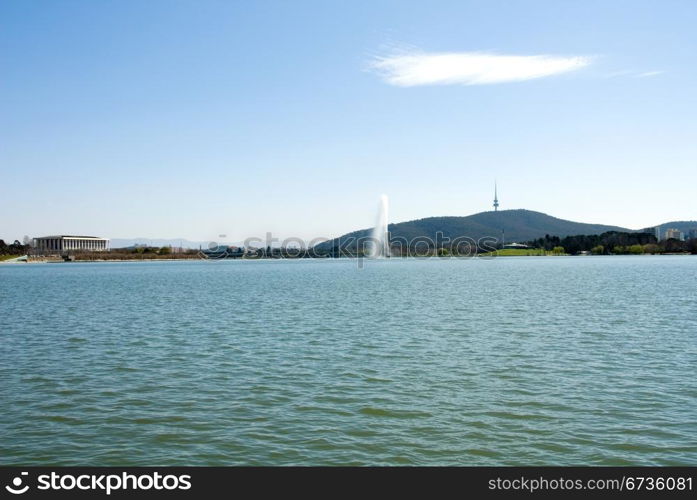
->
<box><xmin>1</xmin><ymin>256</ymin><xmax>696</xmax><ymax>465</ymax></box>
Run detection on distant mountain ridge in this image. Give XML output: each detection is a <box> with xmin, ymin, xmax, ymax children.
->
<box><xmin>316</xmin><ymin>209</ymin><xmax>633</xmax><ymax>250</ymax></box>
<box><xmin>108</xmin><ymin>213</ymin><xmax>697</xmax><ymax>250</ymax></box>
<box><xmin>110</xmin><ymin>238</ymin><xmax>210</xmax><ymax>249</ymax></box>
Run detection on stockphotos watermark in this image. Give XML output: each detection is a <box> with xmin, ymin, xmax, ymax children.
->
<box><xmin>198</xmin><ymin>231</ymin><xmax>500</xmax><ymax>265</ymax></box>
<box><xmin>3</xmin><ymin>470</ymin><xmax>191</xmax><ymax>495</ymax></box>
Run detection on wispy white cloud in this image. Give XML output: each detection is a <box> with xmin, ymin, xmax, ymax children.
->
<box><xmin>635</xmin><ymin>70</ymin><xmax>664</xmax><ymax>78</ymax></box>
<box><xmin>604</xmin><ymin>69</ymin><xmax>665</xmax><ymax>79</ymax></box>
<box><xmin>369</xmin><ymin>50</ymin><xmax>592</xmax><ymax>87</ymax></box>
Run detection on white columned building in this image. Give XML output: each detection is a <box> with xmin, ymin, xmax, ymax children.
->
<box><xmin>34</xmin><ymin>235</ymin><xmax>110</xmax><ymax>253</ymax></box>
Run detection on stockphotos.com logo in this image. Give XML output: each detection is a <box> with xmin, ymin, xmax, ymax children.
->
<box><xmin>3</xmin><ymin>471</ymin><xmax>192</xmax><ymax>495</ymax></box>
<box><xmin>5</xmin><ymin>472</ymin><xmax>29</xmax><ymax>495</ymax></box>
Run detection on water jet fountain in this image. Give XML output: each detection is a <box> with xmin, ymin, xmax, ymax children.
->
<box><xmin>370</xmin><ymin>194</ymin><xmax>390</xmax><ymax>258</ymax></box>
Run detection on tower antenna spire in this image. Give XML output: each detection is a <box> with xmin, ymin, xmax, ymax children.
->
<box><xmin>493</xmin><ymin>181</ymin><xmax>499</xmax><ymax>212</ymax></box>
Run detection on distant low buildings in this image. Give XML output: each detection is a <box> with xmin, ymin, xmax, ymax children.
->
<box><xmin>663</xmin><ymin>228</ymin><xmax>684</xmax><ymax>241</ymax></box>
<box><xmin>34</xmin><ymin>235</ymin><xmax>109</xmax><ymax>252</ymax></box>
<box><xmin>503</xmin><ymin>242</ymin><xmax>530</xmax><ymax>249</ymax></box>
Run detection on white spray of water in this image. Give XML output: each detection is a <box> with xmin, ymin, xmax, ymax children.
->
<box><xmin>370</xmin><ymin>194</ymin><xmax>390</xmax><ymax>258</ymax></box>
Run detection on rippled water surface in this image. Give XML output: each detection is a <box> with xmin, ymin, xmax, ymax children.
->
<box><xmin>1</xmin><ymin>256</ymin><xmax>696</xmax><ymax>465</ymax></box>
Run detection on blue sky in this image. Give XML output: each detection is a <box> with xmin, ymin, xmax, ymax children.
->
<box><xmin>2</xmin><ymin>0</ymin><xmax>696</xmax><ymax>243</ymax></box>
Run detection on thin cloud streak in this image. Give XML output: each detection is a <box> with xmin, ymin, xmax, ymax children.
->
<box><xmin>636</xmin><ymin>70</ymin><xmax>664</xmax><ymax>78</ymax></box>
<box><xmin>604</xmin><ymin>69</ymin><xmax>665</xmax><ymax>79</ymax></box>
<box><xmin>370</xmin><ymin>50</ymin><xmax>592</xmax><ymax>87</ymax></box>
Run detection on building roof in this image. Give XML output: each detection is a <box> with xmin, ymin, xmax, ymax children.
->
<box><xmin>35</xmin><ymin>235</ymin><xmax>108</xmax><ymax>240</ymax></box>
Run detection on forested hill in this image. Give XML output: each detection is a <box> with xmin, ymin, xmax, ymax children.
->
<box><xmin>315</xmin><ymin>209</ymin><xmax>629</xmax><ymax>249</ymax></box>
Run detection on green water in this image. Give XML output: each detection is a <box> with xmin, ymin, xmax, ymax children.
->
<box><xmin>1</xmin><ymin>256</ymin><xmax>696</xmax><ymax>465</ymax></box>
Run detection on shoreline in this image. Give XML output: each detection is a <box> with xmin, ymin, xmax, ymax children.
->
<box><xmin>4</xmin><ymin>253</ymin><xmax>694</xmax><ymax>264</ymax></box>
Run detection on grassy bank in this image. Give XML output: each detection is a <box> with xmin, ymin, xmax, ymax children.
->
<box><xmin>0</xmin><ymin>254</ymin><xmax>25</xmax><ymax>262</ymax></box>
<box><xmin>479</xmin><ymin>248</ymin><xmax>567</xmax><ymax>257</ymax></box>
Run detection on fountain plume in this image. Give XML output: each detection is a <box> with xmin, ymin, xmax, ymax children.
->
<box><xmin>370</xmin><ymin>194</ymin><xmax>390</xmax><ymax>258</ymax></box>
